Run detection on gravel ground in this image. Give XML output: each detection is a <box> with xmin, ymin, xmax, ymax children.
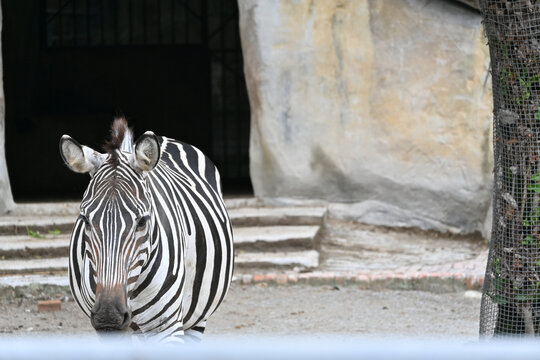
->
<box><xmin>0</xmin><ymin>283</ymin><xmax>482</xmax><ymax>340</ymax></box>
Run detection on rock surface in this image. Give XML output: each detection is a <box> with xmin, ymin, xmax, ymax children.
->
<box><xmin>239</xmin><ymin>0</ymin><xmax>493</xmax><ymax>235</ymax></box>
<box><xmin>0</xmin><ymin>4</ymin><xmax>14</xmax><ymax>216</ymax></box>
<box><xmin>455</xmin><ymin>0</ymin><xmax>480</xmax><ymax>11</ymax></box>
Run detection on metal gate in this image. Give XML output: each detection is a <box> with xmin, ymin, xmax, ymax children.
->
<box><xmin>5</xmin><ymin>0</ymin><xmax>250</xmax><ymax>199</ymax></box>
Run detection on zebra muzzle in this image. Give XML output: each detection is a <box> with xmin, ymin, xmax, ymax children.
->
<box><xmin>90</xmin><ymin>290</ymin><xmax>131</xmax><ymax>332</ymax></box>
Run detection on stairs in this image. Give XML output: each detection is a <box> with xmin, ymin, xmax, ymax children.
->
<box><xmin>0</xmin><ymin>200</ymin><xmax>326</xmax><ymax>286</ymax></box>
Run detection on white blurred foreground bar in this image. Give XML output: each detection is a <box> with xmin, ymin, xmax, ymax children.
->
<box><xmin>0</xmin><ymin>337</ymin><xmax>539</xmax><ymax>360</ymax></box>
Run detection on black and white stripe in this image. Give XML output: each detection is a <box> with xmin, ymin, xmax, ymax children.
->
<box><xmin>68</xmin><ymin>132</ymin><xmax>234</xmax><ymax>342</ymax></box>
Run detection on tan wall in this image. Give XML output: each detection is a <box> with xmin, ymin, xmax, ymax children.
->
<box><xmin>239</xmin><ymin>0</ymin><xmax>493</xmax><ymax>235</ymax></box>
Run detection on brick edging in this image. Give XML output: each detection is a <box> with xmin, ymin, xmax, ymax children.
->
<box><xmin>0</xmin><ymin>271</ymin><xmax>486</xmax><ymax>294</ymax></box>
<box><xmin>234</xmin><ymin>271</ymin><xmax>485</xmax><ymax>291</ymax></box>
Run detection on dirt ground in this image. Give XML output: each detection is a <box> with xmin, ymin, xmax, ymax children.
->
<box><xmin>0</xmin><ymin>283</ymin><xmax>481</xmax><ymax>340</ymax></box>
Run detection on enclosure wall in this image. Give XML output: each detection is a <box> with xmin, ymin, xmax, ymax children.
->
<box><xmin>239</xmin><ymin>0</ymin><xmax>493</xmax><ymax>235</ymax></box>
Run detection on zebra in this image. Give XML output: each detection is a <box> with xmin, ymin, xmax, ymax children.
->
<box><xmin>59</xmin><ymin>118</ymin><xmax>234</xmax><ymax>342</ymax></box>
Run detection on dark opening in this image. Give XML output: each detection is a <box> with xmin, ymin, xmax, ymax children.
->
<box><xmin>2</xmin><ymin>0</ymin><xmax>251</xmax><ymax>201</ymax></box>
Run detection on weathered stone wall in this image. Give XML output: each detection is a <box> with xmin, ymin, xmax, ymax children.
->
<box><xmin>239</xmin><ymin>0</ymin><xmax>493</xmax><ymax>235</ymax></box>
<box><xmin>0</xmin><ymin>3</ymin><xmax>14</xmax><ymax>214</ymax></box>
<box><xmin>456</xmin><ymin>0</ymin><xmax>480</xmax><ymax>10</ymax></box>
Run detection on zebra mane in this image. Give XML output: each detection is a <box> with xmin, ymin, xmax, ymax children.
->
<box><xmin>103</xmin><ymin>117</ymin><xmax>134</xmax><ymax>164</ymax></box>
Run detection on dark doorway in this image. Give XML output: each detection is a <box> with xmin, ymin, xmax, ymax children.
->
<box><xmin>2</xmin><ymin>0</ymin><xmax>251</xmax><ymax>201</ymax></box>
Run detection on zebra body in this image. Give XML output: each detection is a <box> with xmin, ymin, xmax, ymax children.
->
<box><xmin>60</xmin><ymin>120</ymin><xmax>234</xmax><ymax>342</ymax></box>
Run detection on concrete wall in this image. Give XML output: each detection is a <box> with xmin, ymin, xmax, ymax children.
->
<box><xmin>0</xmin><ymin>3</ymin><xmax>14</xmax><ymax>215</ymax></box>
<box><xmin>239</xmin><ymin>0</ymin><xmax>493</xmax><ymax>235</ymax></box>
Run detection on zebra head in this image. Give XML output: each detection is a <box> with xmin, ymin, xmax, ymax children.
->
<box><xmin>59</xmin><ymin>118</ymin><xmax>160</xmax><ymax>333</ymax></box>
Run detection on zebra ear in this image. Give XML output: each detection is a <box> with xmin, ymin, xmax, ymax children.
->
<box><xmin>130</xmin><ymin>131</ymin><xmax>160</xmax><ymax>173</ymax></box>
<box><xmin>59</xmin><ymin>135</ymin><xmax>105</xmax><ymax>176</ymax></box>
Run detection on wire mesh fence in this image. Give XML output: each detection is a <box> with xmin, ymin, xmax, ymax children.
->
<box><xmin>480</xmin><ymin>0</ymin><xmax>540</xmax><ymax>336</ymax></box>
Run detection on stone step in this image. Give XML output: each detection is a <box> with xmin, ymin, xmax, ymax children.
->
<box><xmin>0</xmin><ymin>274</ymin><xmax>70</xmax><ymax>287</ymax></box>
<box><xmin>228</xmin><ymin>207</ymin><xmax>326</xmax><ymax>226</ymax></box>
<box><xmin>0</xmin><ymin>206</ymin><xmax>327</xmax><ymax>236</ymax></box>
<box><xmin>0</xmin><ymin>249</ymin><xmax>320</xmax><ymax>277</ymax></box>
<box><xmin>0</xmin><ymin>216</ymin><xmax>75</xmax><ymax>236</ymax></box>
<box><xmin>235</xmin><ymin>250</ymin><xmax>319</xmax><ymax>271</ymax></box>
<box><xmin>0</xmin><ymin>257</ymin><xmax>69</xmax><ymax>275</ymax></box>
<box><xmin>7</xmin><ymin>198</ymin><xmax>259</xmax><ymax>217</ymax></box>
<box><xmin>234</xmin><ymin>225</ymin><xmax>320</xmax><ymax>251</ymax></box>
<box><xmin>0</xmin><ymin>225</ymin><xmax>320</xmax><ymax>259</ymax></box>
<box><xmin>0</xmin><ymin>234</ymin><xmax>70</xmax><ymax>258</ymax></box>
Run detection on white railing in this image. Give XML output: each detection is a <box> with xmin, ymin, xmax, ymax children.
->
<box><xmin>1</xmin><ymin>336</ymin><xmax>539</xmax><ymax>360</ymax></box>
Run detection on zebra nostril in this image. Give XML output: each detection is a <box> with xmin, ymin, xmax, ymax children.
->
<box><xmin>120</xmin><ymin>311</ymin><xmax>131</xmax><ymax>330</ymax></box>
<box><xmin>115</xmin><ymin>302</ymin><xmax>131</xmax><ymax>330</ymax></box>
<box><xmin>90</xmin><ymin>303</ymin><xmax>100</xmax><ymax>318</ymax></box>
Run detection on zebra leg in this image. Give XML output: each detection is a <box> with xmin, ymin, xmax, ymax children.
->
<box><xmin>152</xmin><ymin>307</ymin><xmax>187</xmax><ymax>343</ymax></box>
<box><xmin>184</xmin><ymin>320</ymin><xmax>207</xmax><ymax>343</ymax></box>
<box><xmin>161</xmin><ymin>324</ymin><xmax>185</xmax><ymax>344</ymax></box>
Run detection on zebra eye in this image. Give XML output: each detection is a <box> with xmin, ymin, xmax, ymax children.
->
<box><xmin>136</xmin><ymin>216</ymin><xmax>148</xmax><ymax>229</ymax></box>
